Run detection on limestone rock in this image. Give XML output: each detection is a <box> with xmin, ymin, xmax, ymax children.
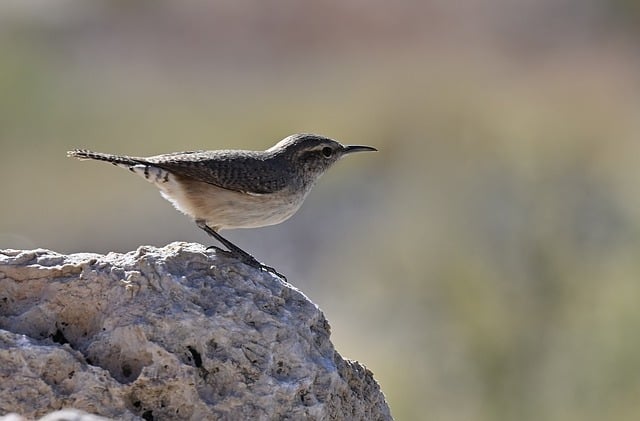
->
<box><xmin>0</xmin><ymin>243</ymin><xmax>392</xmax><ymax>420</ymax></box>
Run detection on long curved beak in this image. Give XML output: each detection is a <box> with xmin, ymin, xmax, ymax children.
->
<box><xmin>342</xmin><ymin>145</ymin><xmax>378</xmax><ymax>155</ymax></box>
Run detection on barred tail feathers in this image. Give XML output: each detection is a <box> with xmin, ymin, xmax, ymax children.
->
<box><xmin>67</xmin><ymin>149</ymin><xmax>171</xmax><ymax>184</ymax></box>
<box><xmin>66</xmin><ymin>149</ymin><xmax>140</xmax><ymax>166</ymax></box>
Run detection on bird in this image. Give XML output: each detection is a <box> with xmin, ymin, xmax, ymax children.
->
<box><xmin>67</xmin><ymin>133</ymin><xmax>377</xmax><ymax>280</ymax></box>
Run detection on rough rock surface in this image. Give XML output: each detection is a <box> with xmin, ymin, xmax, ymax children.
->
<box><xmin>0</xmin><ymin>242</ymin><xmax>392</xmax><ymax>420</ymax></box>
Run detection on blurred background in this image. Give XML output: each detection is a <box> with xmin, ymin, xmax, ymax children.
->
<box><xmin>2</xmin><ymin>0</ymin><xmax>640</xmax><ymax>419</ymax></box>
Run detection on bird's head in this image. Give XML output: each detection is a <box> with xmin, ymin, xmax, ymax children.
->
<box><xmin>268</xmin><ymin>133</ymin><xmax>377</xmax><ymax>178</ymax></box>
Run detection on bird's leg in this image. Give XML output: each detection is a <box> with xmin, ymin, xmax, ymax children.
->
<box><xmin>196</xmin><ymin>220</ymin><xmax>287</xmax><ymax>282</ymax></box>
<box><xmin>197</xmin><ymin>222</ymin><xmax>247</xmax><ymax>258</ymax></box>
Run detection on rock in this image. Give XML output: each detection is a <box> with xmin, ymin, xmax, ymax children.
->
<box><xmin>0</xmin><ymin>243</ymin><xmax>392</xmax><ymax>420</ymax></box>
<box><xmin>1</xmin><ymin>409</ymin><xmax>113</xmax><ymax>421</ymax></box>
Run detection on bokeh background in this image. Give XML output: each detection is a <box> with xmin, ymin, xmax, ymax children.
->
<box><xmin>2</xmin><ymin>1</ymin><xmax>640</xmax><ymax>419</ymax></box>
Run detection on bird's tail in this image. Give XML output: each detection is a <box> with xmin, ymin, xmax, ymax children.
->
<box><xmin>67</xmin><ymin>149</ymin><xmax>142</xmax><ymax>166</ymax></box>
<box><xmin>67</xmin><ymin>149</ymin><xmax>175</xmax><ymax>187</ymax></box>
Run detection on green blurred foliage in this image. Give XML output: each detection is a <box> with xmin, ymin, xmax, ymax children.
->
<box><xmin>1</xmin><ymin>1</ymin><xmax>640</xmax><ymax>420</ymax></box>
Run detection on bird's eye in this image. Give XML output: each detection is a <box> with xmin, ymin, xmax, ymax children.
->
<box><xmin>321</xmin><ymin>147</ymin><xmax>333</xmax><ymax>158</ymax></box>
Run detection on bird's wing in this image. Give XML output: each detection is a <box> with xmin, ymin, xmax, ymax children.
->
<box><xmin>145</xmin><ymin>150</ymin><xmax>292</xmax><ymax>194</ymax></box>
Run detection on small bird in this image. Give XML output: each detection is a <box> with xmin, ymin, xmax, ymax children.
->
<box><xmin>68</xmin><ymin>133</ymin><xmax>377</xmax><ymax>280</ymax></box>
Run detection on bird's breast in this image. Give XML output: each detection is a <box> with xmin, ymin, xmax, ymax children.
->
<box><xmin>168</xmin><ymin>178</ymin><xmax>310</xmax><ymax>230</ymax></box>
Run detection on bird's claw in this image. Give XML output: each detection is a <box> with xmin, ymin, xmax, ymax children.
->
<box><xmin>206</xmin><ymin>244</ymin><xmax>225</xmax><ymax>253</ymax></box>
<box><xmin>206</xmin><ymin>245</ymin><xmax>287</xmax><ymax>282</ymax></box>
<box><xmin>240</xmin><ymin>255</ymin><xmax>288</xmax><ymax>283</ymax></box>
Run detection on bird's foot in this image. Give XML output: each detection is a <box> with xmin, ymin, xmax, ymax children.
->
<box><xmin>197</xmin><ymin>221</ymin><xmax>287</xmax><ymax>282</ymax></box>
<box><xmin>240</xmin><ymin>254</ymin><xmax>288</xmax><ymax>283</ymax></box>
<box><xmin>206</xmin><ymin>245</ymin><xmax>233</xmax><ymax>257</ymax></box>
<box><xmin>206</xmin><ymin>244</ymin><xmax>287</xmax><ymax>282</ymax></box>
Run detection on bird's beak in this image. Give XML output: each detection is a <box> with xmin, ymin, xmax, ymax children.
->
<box><xmin>342</xmin><ymin>145</ymin><xmax>378</xmax><ymax>155</ymax></box>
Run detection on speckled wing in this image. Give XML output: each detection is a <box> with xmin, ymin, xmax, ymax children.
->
<box><xmin>144</xmin><ymin>150</ymin><xmax>293</xmax><ymax>195</ymax></box>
